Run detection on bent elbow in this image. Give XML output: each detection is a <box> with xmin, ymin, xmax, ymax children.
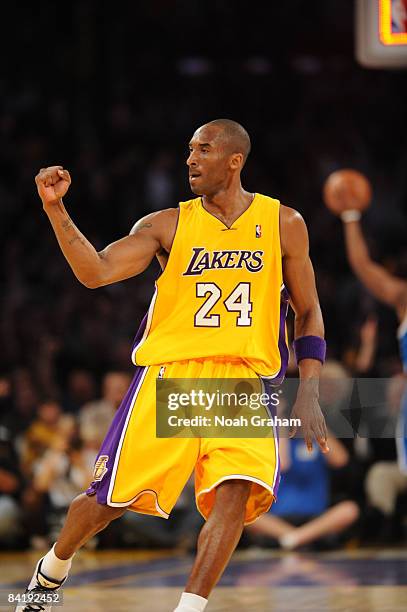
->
<box><xmin>79</xmin><ymin>276</ymin><xmax>101</xmax><ymax>289</ymax></box>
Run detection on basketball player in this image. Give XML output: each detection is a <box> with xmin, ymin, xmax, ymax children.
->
<box><xmin>19</xmin><ymin>119</ymin><xmax>328</xmax><ymax>612</ymax></box>
<box><xmin>338</xmin><ymin>205</ymin><xmax>407</xmax><ymax>472</ymax></box>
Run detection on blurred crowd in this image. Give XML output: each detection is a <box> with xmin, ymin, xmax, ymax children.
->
<box><xmin>0</xmin><ymin>1</ymin><xmax>406</xmax><ymax>551</ymax></box>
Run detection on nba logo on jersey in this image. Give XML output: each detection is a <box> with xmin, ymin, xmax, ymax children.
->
<box><xmin>158</xmin><ymin>366</ymin><xmax>166</xmax><ymax>379</ymax></box>
<box><xmin>256</xmin><ymin>224</ymin><xmax>262</xmax><ymax>238</ymax></box>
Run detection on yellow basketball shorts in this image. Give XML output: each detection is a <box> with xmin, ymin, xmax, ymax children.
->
<box><xmin>86</xmin><ymin>359</ymin><xmax>280</xmax><ymax>525</ymax></box>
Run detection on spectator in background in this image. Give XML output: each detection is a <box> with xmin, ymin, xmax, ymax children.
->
<box><xmin>12</xmin><ymin>369</ymin><xmax>39</xmax><ymax>429</ymax></box>
<box><xmin>20</xmin><ymin>400</ymin><xmax>64</xmax><ymax>478</ymax></box>
<box><xmin>0</xmin><ymin>374</ymin><xmax>25</xmax><ymax>547</ymax></box>
<box><xmin>20</xmin><ymin>406</ymin><xmax>76</xmax><ymax>548</ymax></box>
<box><xmin>0</xmin><ymin>424</ymin><xmax>23</xmax><ymax>547</ymax></box>
<box><xmin>246</xmin><ymin>435</ymin><xmax>359</xmax><ymax>550</ymax></box>
<box><xmin>79</xmin><ymin>371</ymin><xmax>131</xmax><ymax>446</ymax></box>
<box><xmin>0</xmin><ymin>374</ymin><xmax>15</xmax><ymax>437</ymax></box>
<box><xmin>364</xmin><ymin>374</ymin><xmax>407</xmax><ymax>541</ymax></box>
<box><xmin>33</xmin><ymin>419</ymin><xmax>93</xmax><ymax>543</ymax></box>
<box><xmin>62</xmin><ymin>369</ymin><xmax>96</xmax><ymax>413</ymax></box>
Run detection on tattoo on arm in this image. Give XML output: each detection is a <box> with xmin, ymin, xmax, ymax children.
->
<box><xmin>135</xmin><ymin>222</ymin><xmax>152</xmax><ymax>231</ymax></box>
<box><xmin>68</xmin><ymin>235</ymin><xmax>85</xmax><ymax>246</ymax></box>
<box><xmin>61</xmin><ymin>215</ymin><xmax>85</xmax><ymax>246</ymax></box>
<box><xmin>61</xmin><ymin>218</ymin><xmax>74</xmax><ymax>231</ymax></box>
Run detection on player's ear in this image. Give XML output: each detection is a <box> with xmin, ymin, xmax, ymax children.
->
<box><xmin>230</xmin><ymin>153</ymin><xmax>244</xmax><ymax>170</ymax></box>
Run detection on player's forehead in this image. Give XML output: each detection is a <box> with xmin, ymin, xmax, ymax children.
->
<box><xmin>189</xmin><ymin>124</ymin><xmax>224</xmax><ymax>147</ymax></box>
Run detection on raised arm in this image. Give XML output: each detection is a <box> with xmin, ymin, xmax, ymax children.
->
<box><xmin>280</xmin><ymin>205</ymin><xmax>328</xmax><ymax>453</ymax></box>
<box><xmin>36</xmin><ymin>166</ymin><xmax>177</xmax><ymax>288</ymax></box>
<box><xmin>341</xmin><ymin>216</ymin><xmax>407</xmax><ymax>316</ymax></box>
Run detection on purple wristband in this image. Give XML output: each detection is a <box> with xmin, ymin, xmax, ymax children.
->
<box><xmin>293</xmin><ymin>335</ymin><xmax>326</xmax><ymax>365</ymax></box>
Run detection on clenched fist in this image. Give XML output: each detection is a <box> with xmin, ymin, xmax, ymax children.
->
<box><xmin>35</xmin><ymin>166</ymin><xmax>71</xmax><ymax>207</ymax></box>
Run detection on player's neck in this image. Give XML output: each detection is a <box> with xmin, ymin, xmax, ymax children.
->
<box><xmin>201</xmin><ymin>185</ymin><xmax>254</xmax><ymax>221</ymax></box>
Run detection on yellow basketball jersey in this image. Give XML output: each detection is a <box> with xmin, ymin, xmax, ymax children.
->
<box><xmin>132</xmin><ymin>194</ymin><xmax>289</xmax><ymax>378</ymax></box>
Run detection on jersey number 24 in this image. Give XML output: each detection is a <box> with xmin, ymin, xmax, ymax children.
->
<box><xmin>194</xmin><ymin>282</ymin><xmax>252</xmax><ymax>327</ymax></box>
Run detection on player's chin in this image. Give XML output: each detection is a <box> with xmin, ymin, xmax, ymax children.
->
<box><xmin>189</xmin><ymin>178</ymin><xmax>204</xmax><ymax>195</ymax></box>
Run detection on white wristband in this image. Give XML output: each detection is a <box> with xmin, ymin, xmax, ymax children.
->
<box><xmin>340</xmin><ymin>209</ymin><xmax>361</xmax><ymax>223</ymax></box>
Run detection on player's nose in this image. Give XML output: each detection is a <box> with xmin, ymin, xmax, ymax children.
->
<box><xmin>186</xmin><ymin>151</ymin><xmax>197</xmax><ymax>167</ymax></box>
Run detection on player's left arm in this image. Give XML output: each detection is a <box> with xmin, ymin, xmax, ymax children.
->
<box><xmin>280</xmin><ymin>205</ymin><xmax>329</xmax><ymax>453</ymax></box>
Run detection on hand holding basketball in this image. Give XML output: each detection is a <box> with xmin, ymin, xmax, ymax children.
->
<box><xmin>323</xmin><ymin>169</ymin><xmax>372</xmax><ymax>216</ymax></box>
<box><xmin>35</xmin><ymin>166</ymin><xmax>72</xmax><ymax>207</ymax></box>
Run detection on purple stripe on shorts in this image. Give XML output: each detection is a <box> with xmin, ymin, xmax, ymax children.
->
<box><xmin>86</xmin><ymin>365</ymin><xmax>146</xmax><ymax>505</ymax></box>
<box><xmin>260</xmin><ymin>385</ymin><xmax>281</xmax><ymax>499</ymax></box>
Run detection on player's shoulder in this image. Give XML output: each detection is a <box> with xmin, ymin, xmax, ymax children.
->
<box><xmin>130</xmin><ymin>207</ymin><xmax>179</xmax><ymax>236</ymax></box>
<box><xmin>155</xmin><ymin>207</ymin><xmax>179</xmax><ymax>222</ymax></box>
<box><xmin>152</xmin><ymin>208</ymin><xmax>180</xmax><ymax>236</ymax></box>
<box><xmin>280</xmin><ymin>204</ymin><xmax>305</xmax><ymax>224</ymax></box>
<box><xmin>279</xmin><ymin>204</ymin><xmax>305</xmax><ymax>226</ymax></box>
<box><xmin>279</xmin><ymin>204</ymin><xmax>309</xmax><ymax>256</ymax></box>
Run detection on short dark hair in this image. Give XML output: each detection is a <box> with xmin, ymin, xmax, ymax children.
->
<box><xmin>205</xmin><ymin>118</ymin><xmax>251</xmax><ymax>164</ymax></box>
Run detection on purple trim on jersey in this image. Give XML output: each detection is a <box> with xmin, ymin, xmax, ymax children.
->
<box><xmin>131</xmin><ymin>312</ymin><xmax>149</xmax><ymax>354</ymax></box>
<box><xmin>86</xmin><ymin>365</ymin><xmax>146</xmax><ymax>505</ymax></box>
<box><xmin>272</xmin><ymin>286</ymin><xmax>290</xmax><ymax>385</ymax></box>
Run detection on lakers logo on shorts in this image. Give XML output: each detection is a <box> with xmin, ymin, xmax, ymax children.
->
<box><xmin>93</xmin><ymin>455</ymin><xmax>109</xmax><ymax>482</ymax></box>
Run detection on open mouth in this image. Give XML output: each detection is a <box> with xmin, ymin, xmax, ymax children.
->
<box><xmin>189</xmin><ymin>172</ymin><xmax>201</xmax><ymax>180</ymax></box>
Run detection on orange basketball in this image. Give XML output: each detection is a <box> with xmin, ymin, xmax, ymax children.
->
<box><xmin>323</xmin><ymin>169</ymin><xmax>372</xmax><ymax>215</ymax></box>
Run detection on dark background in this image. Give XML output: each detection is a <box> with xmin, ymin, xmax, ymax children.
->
<box><xmin>1</xmin><ymin>0</ymin><xmax>406</xmax><ymax>381</ymax></box>
<box><xmin>0</xmin><ymin>0</ymin><xmax>406</xmax><ymax>547</ymax></box>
